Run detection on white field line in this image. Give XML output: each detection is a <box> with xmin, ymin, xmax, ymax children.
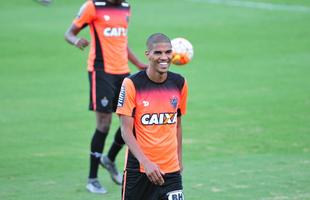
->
<box><xmin>186</xmin><ymin>0</ymin><xmax>310</xmax><ymax>12</ymax></box>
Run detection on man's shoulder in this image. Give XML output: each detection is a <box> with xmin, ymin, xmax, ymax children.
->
<box><xmin>168</xmin><ymin>71</ymin><xmax>185</xmax><ymax>80</ymax></box>
<box><xmin>127</xmin><ymin>70</ymin><xmax>146</xmax><ymax>81</ymax></box>
<box><xmin>167</xmin><ymin>71</ymin><xmax>186</xmax><ymax>88</ymax></box>
<box><xmin>124</xmin><ymin>71</ymin><xmax>148</xmax><ymax>90</ymax></box>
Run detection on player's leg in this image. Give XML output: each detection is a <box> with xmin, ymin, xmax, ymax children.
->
<box><xmin>101</xmin><ymin>127</ymin><xmax>124</xmax><ymax>185</ymax></box>
<box><xmin>100</xmin><ymin>73</ymin><xmax>129</xmax><ymax>185</ymax></box>
<box><xmin>88</xmin><ymin>112</ymin><xmax>111</xmax><ymax>174</ymax></box>
<box><xmin>105</xmin><ymin>73</ymin><xmax>128</xmax><ymax>161</ymax></box>
<box><xmin>86</xmin><ymin>71</ymin><xmax>113</xmax><ymax>194</ymax></box>
<box><xmin>107</xmin><ymin>127</ymin><xmax>124</xmax><ymax>162</ymax></box>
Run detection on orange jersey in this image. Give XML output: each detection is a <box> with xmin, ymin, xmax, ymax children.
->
<box><xmin>116</xmin><ymin>71</ymin><xmax>188</xmax><ymax>173</ymax></box>
<box><xmin>73</xmin><ymin>0</ymin><xmax>131</xmax><ymax>74</ymax></box>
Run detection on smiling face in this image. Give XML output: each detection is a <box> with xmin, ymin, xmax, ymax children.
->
<box><xmin>146</xmin><ymin>42</ymin><xmax>173</xmax><ymax>74</ymax></box>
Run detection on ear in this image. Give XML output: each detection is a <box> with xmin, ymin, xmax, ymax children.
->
<box><xmin>145</xmin><ymin>50</ymin><xmax>149</xmax><ymax>56</ymax></box>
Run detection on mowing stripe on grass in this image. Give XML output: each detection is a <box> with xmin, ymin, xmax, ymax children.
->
<box><xmin>186</xmin><ymin>0</ymin><xmax>310</xmax><ymax>12</ymax></box>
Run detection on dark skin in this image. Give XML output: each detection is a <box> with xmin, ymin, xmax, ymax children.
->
<box><xmin>120</xmin><ymin>41</ymin><xmax>179</xmax><ymax>186</ymax></box>
<box><xmin>145</xmin><ymin>42</ymin><xmax>173</xmax><ymax>83</ymax></box>
<box><xmin>64</xmin><ymin>24</ymin><xmax>89</xmax><ymax>50</ymax></box>
<box><xmin>64</xmin><ymin>0</ymin><xmax>147</xmax><ymax>132</ymax></box>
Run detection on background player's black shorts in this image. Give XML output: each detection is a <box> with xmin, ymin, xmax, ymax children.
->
<box><xmin>122</xmin><ymin>170</ymin><xmax>184</xmax><ymax>200</ymax></box>
<box><xmin>88</xmin><ymin>71</ymin><xmax>129</xmax><ymax>113</ymax></box>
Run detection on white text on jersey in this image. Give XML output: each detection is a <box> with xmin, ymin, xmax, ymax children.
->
<box><xmin>103</xmin><ymin>27</ymin><xmax>127</xmax><ymax>37</ymax></box>
<box><xmin>141</xmin><ymin>113</ymin><xmax>177</xmax><ymax>125</ymax></box>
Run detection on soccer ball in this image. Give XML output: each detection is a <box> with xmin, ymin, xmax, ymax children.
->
<box><xmin>171</xmin><ymin>38</ymin><xmax>194</xmax><ymax>65</ymax></box>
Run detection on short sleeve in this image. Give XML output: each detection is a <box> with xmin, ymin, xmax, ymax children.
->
<box><xmin>116</xmin><ymin>78</ymin><xmax>136</xmax><ymax>117</ymax></box>
<box><xmin>178</xmin><ymin>79</ymin><xmax>188</xmax><ymax>115</ymax></box>
<box><xmin>73</xmin><ymin>1</ymin><xmax>95</xmax><ymax>28</ymax></box>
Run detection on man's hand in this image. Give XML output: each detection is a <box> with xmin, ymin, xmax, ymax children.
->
<box><xmin>143</xmin><ymin>160</ymin><xmax>165</xmax><ymax>186</ymax></box>
<box><xmin>74</xmin><ymin>38</ymin><xmax>89</xmax><ymax>50</ymax></box>
<box><xmin>137</xmin><ymin>63</ymin><xmax>148</xmax><ymax>70</ymax></box>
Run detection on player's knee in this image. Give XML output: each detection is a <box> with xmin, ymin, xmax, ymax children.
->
<box><xmin>96</xmin><ymin>113</ymin><xmax>112</xmax><ymax>132</ymax></box>
<box><xmin>96</xmin><ymin>119</ymin><xmax>110</xmax><ymax>132</ymax></box>
<box><xmin>96</xmin><ymin>122</ymin><xmax>110</xmax><ymax>133</ymax></box>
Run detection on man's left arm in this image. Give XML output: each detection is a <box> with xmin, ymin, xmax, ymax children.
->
<box><xmin>177</xmin><ymin>116</ymin><xmax>183</xmax><ymax>172</ymax></box>
<box><xmin>177</xmin><ymin>79</ymin><xmax>188</xmax><ymax>172</ymax></box>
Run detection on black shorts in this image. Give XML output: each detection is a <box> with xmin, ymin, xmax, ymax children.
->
<box><xmin>122</xmin><ymin>170</ymin><xmax>184</xmax><ymax>200</ymax></box>
<box><xmin>88</xmin><ymin>71</ymin><xmax>129</xmax><ymax>113</ymax></box>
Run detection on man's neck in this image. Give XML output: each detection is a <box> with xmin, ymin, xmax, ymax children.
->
<box><xmin>146</xmin><ymin>68</ymin><xmax>167</xmax><ymax>83</ymax></box>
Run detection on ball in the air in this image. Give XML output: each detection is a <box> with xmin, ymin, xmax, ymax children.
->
<box><xmin>171</xmin><ymin>38</ymin><xmax>194</xmax><ymax>65</ymax></box>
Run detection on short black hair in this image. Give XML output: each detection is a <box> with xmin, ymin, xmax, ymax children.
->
<box><xmin>146</xmin><ymin>33</ymin><xmax>171</xmax><ymax>50</ymax></box>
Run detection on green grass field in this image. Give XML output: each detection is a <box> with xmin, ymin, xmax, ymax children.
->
<box><xmin>1</xmin><ymin>0</ymin><xmax>310</xmax><ymax>199</ymax></box>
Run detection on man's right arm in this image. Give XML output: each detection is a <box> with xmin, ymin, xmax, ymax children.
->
<box><xmin>64</xmin><ymin>24</ymin><xmax>89</xmax><ymax>50</ymax></box>
<box><xmin>120</xmin><ymin>115</ymin><xmax>165</xmax><ymax>186</ymax></box>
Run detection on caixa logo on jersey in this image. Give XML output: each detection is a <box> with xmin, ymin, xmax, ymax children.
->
<box><xmin>104</xmin><ymin>27</ymin><xmax>127</xmax><ymax>37</ymax></box>
<box><xmin>141</xmin><ymin>112</ymin><xmax>177</xmax><ymax>125</ymax></box>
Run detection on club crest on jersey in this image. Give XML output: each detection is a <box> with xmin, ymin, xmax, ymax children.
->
<box><xmin>101</xmin><ymin>97</ymin><xmax>109</xmax><ymax>107</ymax></box>
<box><xmin>141</xmin><ymin>112</ymin><xmax>177</xmax><ymax>125</ymax></box>
<box><xmin>170</xmin><ymin>96</ymin><xmax>178</xmax><ymax>109</ymax></box>
<box><xmin>117</xmin><ymin>85</ymin><xmax>125</xmax><ymax>107</ymax></box>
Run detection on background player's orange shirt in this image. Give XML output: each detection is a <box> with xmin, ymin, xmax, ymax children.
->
<box><xmin>116</xmin><ymin>71</ymin><xmax>188</xmax><ymax>173</ymax></box>
<box><xmin>73</xmin><ymin>1</ymin><xmax>131</xmax><ymax>74</ymax></box>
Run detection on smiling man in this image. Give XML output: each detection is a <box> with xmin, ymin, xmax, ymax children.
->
<box><xmin>116</xmin><ymin>33</ymin><xmax>188</xmax><ymax>200</ymax></box>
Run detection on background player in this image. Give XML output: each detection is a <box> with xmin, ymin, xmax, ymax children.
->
<box><xmin>64</xmin><ymin>0</ymin><xmax>147</xmax><ymax>194</ymax></box>
<box><xmin>117</xmin><ymin>33</ymin><xmax>188</xmax><ymax>199</ymax></box>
